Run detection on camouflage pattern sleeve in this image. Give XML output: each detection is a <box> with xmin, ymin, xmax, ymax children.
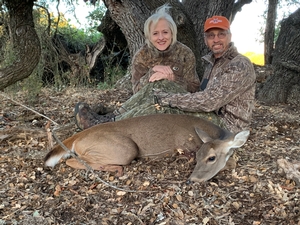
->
<box><xmin>160</xmin><ymin>55</ymin><xmax>256</xmax><ymax>112</ymax></box>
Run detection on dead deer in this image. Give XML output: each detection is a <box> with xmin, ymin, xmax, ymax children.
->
<box><xmin>44</xmin><ymin>114</ymin><xmax>250</xmax><ymax>182</ymax></box>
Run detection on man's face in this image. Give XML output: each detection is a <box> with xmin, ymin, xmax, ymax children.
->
<box><xmin>204</xmin><ymin>28</ymin><xmax>231</xmax><ymax>58</ymax></box>
<box><xmin>149</xmin><ymin>19</ymin><xmax>172</xmax><ymax>51</ymax></box>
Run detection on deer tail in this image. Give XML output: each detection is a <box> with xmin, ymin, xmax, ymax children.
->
<box><xmin>44</xmin><ymin>142</ymin><xmax>74</xmax><ymax>167</ymax></box>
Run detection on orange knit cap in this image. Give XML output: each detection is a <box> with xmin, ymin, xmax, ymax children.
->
<box><xmin>204</xmin><ymin>16</ymin><xmax>230</xmax><ymax>32</ymax></box>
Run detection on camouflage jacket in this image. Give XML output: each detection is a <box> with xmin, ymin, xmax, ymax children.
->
<box><xmin>131</xmin><ymin>41</ymin><xmax>200</xmax><ymax>94</ymax></box>
<box><xmin>159</xmin><ymin>43</ymin><xmax>256</xmax><ymax>133</ymax></box>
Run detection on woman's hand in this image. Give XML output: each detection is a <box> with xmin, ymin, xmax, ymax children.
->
<box><xmin>149</xmin><ymin>65</ymin><xmax>174</xmax><ymax>82</ymax></box>
<box><xmin>152</xmin><ymin>65</ymin><xmax>173</xmax><ymax>74</ymax></box>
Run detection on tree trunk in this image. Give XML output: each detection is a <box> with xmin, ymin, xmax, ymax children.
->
<box><xmin>257</xmin><ymin>8</ymin><xmax>300</xmax><ymax>105</ymax></box>
<box><xmin>0</xmin><ymin>0</ymin><xmax>41</xmax><ymax>90</ymax></box>
<box><xmin>264</xmin><ymin>0</ymin><xmax>278</xmax><ymax>65</ymax></box>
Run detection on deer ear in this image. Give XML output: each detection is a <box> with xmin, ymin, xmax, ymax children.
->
<box><xmin>229</xmin><ymin>130</ymin><xmax>250</xmax><ymax>148</ymax></box>
<box><xmin>195</xmin><ymin>127</ymin><xmax>213</xmax><ymax>143</ymax></box>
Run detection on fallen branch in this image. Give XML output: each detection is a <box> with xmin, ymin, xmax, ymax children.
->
<box><xmin>45</xmin><ymin>121</ymin><xmax>54</xmax><ymax>149</ymax></box>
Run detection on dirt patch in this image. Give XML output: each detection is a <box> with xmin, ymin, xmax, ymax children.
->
<box><xmin>0</xmin><ymin>87</ymin><xmax>299</xmax><ymax>225</ymax></box>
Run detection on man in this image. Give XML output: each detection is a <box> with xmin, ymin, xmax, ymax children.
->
<box><xmin>75</xmin><ymin>15</ymin><xmax>255</xmax><ymax>134</ymax></box>
<box><xmin>155</xmin><ymin>16</ymin><xmax>256</xmax><ymax>133</ymax></box>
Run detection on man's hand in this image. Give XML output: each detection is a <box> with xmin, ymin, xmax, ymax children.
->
<box><xmin>153</xmin><ymin>89</ymin><xmax>172</xmax><ymax>106</ymax></box>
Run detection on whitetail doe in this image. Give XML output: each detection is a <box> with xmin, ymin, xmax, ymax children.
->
<box><xmin>45</xmin><ymin>114</ymin><xmax>249</xmax><ymax>182</ymax></box>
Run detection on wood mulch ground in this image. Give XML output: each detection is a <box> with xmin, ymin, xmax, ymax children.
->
<box><xmin>0</xmin><ymin>85</ymin><xmax>299</xmax><ymax>225</ymax></box>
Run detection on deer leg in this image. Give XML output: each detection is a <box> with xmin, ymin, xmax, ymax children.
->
<box><xmin>66</xmin><ymin>159</ymin><xmax>124</xmax><ymax>176</ymax></box>
<box><xmin>98</xmin><ymin>164</ymin><xmax>124</xmax><ymax>176</ymax></box>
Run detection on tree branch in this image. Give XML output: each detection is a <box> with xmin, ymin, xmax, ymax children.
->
<box><xmin>231</xmin><ymin>0</ymin><xmax>252</xmax><ymax>22</ymax></box>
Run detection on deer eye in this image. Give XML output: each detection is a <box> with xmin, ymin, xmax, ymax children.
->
<box><xmin>207</xmin><ymin>156</ymin><xmax>216</xmax><ymax>162</ymax></box>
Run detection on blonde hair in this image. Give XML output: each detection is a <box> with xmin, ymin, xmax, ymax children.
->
<box><xmin>144</xmin><ymin>4</ymin><xmax>177</xmax><ymax>47</ymax></box>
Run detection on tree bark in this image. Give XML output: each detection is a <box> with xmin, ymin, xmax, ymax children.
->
<box><xmin>264</xmin><ymin>0</ymin><xmax>278</xmax><ymax>65</ymax></box>
<box><xmin>0</xmin><ymin>0</ymin><xmax>41</xmax><ymax>90</ymax></box>
<box><xmin>257</xmin><ymin>8</ymin><xmax>300</xmax><ymax>105</ymax></box>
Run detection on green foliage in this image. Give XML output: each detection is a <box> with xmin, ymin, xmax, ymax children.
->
<box><xmin>2</xmin><ymin>0</ymin><xmax>125</xmax><ymax>93</ymax></box>
<box><xmin>0</xmin><ymin>39</ymin><xmax>16</xmax><ymax>69</ymax></box>
<box><xmin>97</xmin><ymin>42</ymin><xmax>128</xmax><ymax>90</ymax></box>
<box><xmin>58</xmin><ymin>25</ymin><xmax>102</xmax><ymax>52</ymax></box>
<box><xmin>97</xmin><ymin>64</ymin><xmax>126</xmax><ymax>90</ymax></box>
<box><xmin>21</xmin><ymin>72</ymin><xmax>44</xmax><ymax>104</ymax></box>
<box><xmin>0</xmin><ymin>13</ymin><xmax>16</xmax><ymax>68</ymax></box>
<box><xmin>34</xmin><ymin>2</ymin><xmax>103</xmax><ymax>87</ymax></box>
<box><xmin>3</xmin><ymin>1</ymin><xmax>105</xmax><ymax>98</ymax></box>
<box><xmin>86</xmin><ymin>2</ymin><xmax>106</xmax><ymax>32</ymax></box>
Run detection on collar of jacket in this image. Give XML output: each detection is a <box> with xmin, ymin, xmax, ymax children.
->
<box><xmin>149</xmin><ymin>41</ymin><xmax>178</xmax><ymax>58</ymax></box>
<box><xmin>202</xmin><ymin>42</ymin><xmax>238</xmax><ymax>65</ymax></box>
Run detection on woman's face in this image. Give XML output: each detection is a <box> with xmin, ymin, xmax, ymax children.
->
<box><xmin>149</xmin><ymin>19</ymin><xmax>172</xmax><ymax>51</ymax></box>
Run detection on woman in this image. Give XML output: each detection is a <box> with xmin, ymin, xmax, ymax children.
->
<box><xmin>75</xmin><ymin>4</ymin><xmax>200</xmax><ymax>130</ymax></box>
<box><xmin>131</xmin><ymin>4</ymin><xmax>200</xmax><ymax>94</ymax></box>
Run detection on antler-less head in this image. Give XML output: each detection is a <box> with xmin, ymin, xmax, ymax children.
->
<box><xmin>188</xmin><ymin>129</ymin><xmax>250</xmax><ymax>182</ymax></box>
